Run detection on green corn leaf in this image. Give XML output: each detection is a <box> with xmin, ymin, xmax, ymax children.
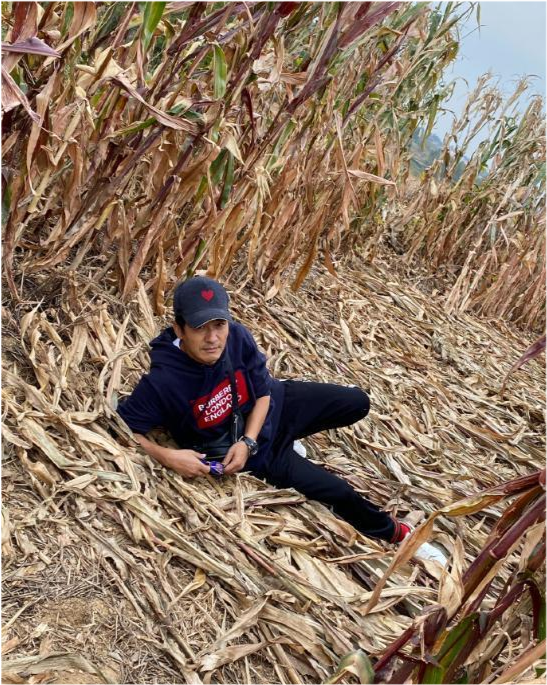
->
<box><xmin>1</xmin><ymin>178</ymin><xmax>11</xmax><ymax>228</ymax></box>
<box><xmin>109</xmin><ymin>118</ymin><xmax>157</xmax><ymax>137</ymax></box>
<box><xmin>455</xmin><ymin>670</ymin><xmax>469</xmax><ymax>683</ymax></box>
<box><xmin>536</xmin><ymin>590</ymin><xmax>546</xmax><ymax>641</ymax></box>
<box><xmin>219</xmin><ymin>152</ymin><xmax>235</xmax><ymax>209</ymax></box>
<box><xmin>437</xmin><ymin>615</ymin><xmax>479</xmax><ymax>667</ymax></box>
<box><xmin>442</xmin><ymin>2</ymin><xmax>454</xmax><ymax>22</ymax></box>
<box><xmin>436</xmin><ymin>13</ymin><xmax>465</xmax><ymax>41</ymax></box>
<box><xmin>393</xmin><ymin>2</ymin><xmax>428</xmax><ymax>29</ymax></box>
<box><xmin>61</xmin><ymin>2</ymin><xmax>74</xmax><ymax>37</ymax></box>
<box><xmin>425</xmin><ymin>9</ymin><xmax>442</xmax><ymax>44</ymax></box>
<box><xmin>422</xmin><ymin>95</ymin><xmax>439</xmax><ymax>149</ymax></box>
<box><xmin>325</xmin><ymin>649</ymin><xmax>375</xmax><ymax>684</ymax></box>
<box><xmin>141</xmin><ymin>2</ymin><xmax>166</xmax><ymax>52</ymax></box>
<box><xmin>195</xmin><ymin>145</ymin><xmax>229</xmax><ymax>205</ymax></box>
<box><xmin>422</xmin><ymin>664</ymin><xmax>445</xmax><ymax>684</ymax></box>
<box><xmin>213</xmin><ymin>44</ymin><xmax>227</xmax><ymax>99</ymax></box>
<box><xmin>267</xmin><ymin>120</ymin><xmax>297</xmax><ymax>170</ymax></box>
<box><xmin>194</xmin><ymin>177</ymin><xmax>208</xmax><ymax>205</ymax></box>
<box><xmin>108</xmin><ymin>101</ymin><xmax>204</xmax><ymax>137</ymax></box>
<box><xmin>187</xmin><ymin>238</ymin><xmax>208</xmax><ymax>279</ymax></box>
<box><xmin>210</xmin><ymin>149</ymin><xmax>228</xmax><ymax>186</ymax></box>
<box><xmin>539</xmin><ymin>607</ymin><xmax>546</xmax><ymax>644</ymax></box>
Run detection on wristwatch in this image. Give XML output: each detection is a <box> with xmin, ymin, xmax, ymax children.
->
<box><xmin>239</xmin><ymin>435</ymin><xmax>259</xmax><ymax>456</ymax></box>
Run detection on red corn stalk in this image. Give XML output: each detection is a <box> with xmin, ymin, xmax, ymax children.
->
<box><xmin>526</xmin><ymin>539</ymin><xmax>546</xmax><ymax>574</ymax></box>
<box><xmin>339</xmin><ymin>1</ymin><xmax>400</xmax><ymax>49</ymax></box>
<box><xmin>500</xmin><ymin>333</ymin><xmax>546</xmax><ymax>397</ymax></box>
<box><xmin>373</xmin><ymin>625</ymin><xmax>416</xmax><ymax>674</ymax></box>
<box><xmin>528</xmin><ymin>579</ymin><xmax>546</xmax><ymax>640</ymax></box>
<box><xmin>441</xmin><ymin>615</ymin><xmax>481</xmax><ymax>683</ymax></box>
<box><xmin>486</xmin><ymin>580</ymin><xmax>528</xmax><ymax>628</ymax></box>
<box><xmin>375</xmin><ymin>470</ymin><xmax>545</xmax><ymax>683</ymax></box>
<box><xmin>487</xmin><ymin>485</ymin><xmax>544</xmax><ymax>541</ymax></box>
<box><xmin>277</xmin><ymin>2</ymin><xmax>300</xmax><ymax>18</ymax></box>
<box><xmin>241</xmin><ymin>87</ymin><xmax>255</xmax><ymax>148</ymax></box>
<box><xmin>462</xmin><ymin>495</ymin><xmax>545</xmax><ymax>605</ymax></box>
<box><xmin>488</xmin><ymin>470</ymin><xmax>544</xmax><ymax>496</ymax></box>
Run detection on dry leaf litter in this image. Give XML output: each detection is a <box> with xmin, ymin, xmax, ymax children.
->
<box><xmin>2</xmin><ymin>250</ymin><xmax>545</xmax><ymax>684</ymax></box>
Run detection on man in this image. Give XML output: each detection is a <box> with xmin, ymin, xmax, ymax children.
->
<box><xmin>118</xmin><ymin>276</ymin><xmax>446</xmax><ymax>559</ymax></box>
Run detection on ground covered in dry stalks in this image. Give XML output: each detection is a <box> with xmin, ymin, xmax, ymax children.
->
<box><xmin>2</xmin><ymin>250</ymin><xmax>545</xmax><ymax>684</ymax></box>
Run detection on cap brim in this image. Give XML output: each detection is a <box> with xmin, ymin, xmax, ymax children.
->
<box><xmin>185</xmin><ymin>309</ymin><xmax>233</xmax><ymax>328</ymax></box>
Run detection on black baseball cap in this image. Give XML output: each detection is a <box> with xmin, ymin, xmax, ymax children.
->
<box><xmin>173</xmin><ymin>276</ymin><xmax>233</xmax><ymax>328</ymax></box>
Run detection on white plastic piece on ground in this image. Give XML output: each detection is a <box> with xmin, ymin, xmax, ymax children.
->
<box><xmin>293</xmin><ymin>440</ymin><xmax>307</xmax><ymax>458</ymax></box>
<box><xmin>415</xmin><ymin>540</ymin><xmax>449</xmax><ymax>566</ymax></box>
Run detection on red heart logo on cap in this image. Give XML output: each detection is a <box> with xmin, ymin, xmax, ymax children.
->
<box><xmin>201</xmin><ymin>289</ymin><xmax>214</xmax><ymax>301</ymax></box>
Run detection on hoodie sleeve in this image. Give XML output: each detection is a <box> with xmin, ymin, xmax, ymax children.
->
<box><xmin>240</xmin><ymin>326</ymin><xmax>272</xmax><ymax>398</ymax></box>
<box><xmin>117</xmin><ymin>374</ymin><xmax>167</xmax><ymax>435</ymax></box>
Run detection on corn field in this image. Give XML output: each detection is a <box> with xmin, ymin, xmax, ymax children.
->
<box><xmin>3</xmin><ymin>2</ymin><xmax>544</xmax><ymax>327</ymax></box>
<box><xmin>391</xmin><ymin>75</ymin><xmax>545</xmax><ymax>332</ymax></box>
<box><xmin>2</xmin><ymin>2</ymin><xmax>545</xmax><ymax>684</ymax></box>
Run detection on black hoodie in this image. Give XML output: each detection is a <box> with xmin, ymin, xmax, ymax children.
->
<box><xmin>117</xmin><ymin>322</ymin><xmax>284</xmax><ymax>471</ymax></box>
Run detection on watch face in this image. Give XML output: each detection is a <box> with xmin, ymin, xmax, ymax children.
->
<box><xmin>244</xmin><ymin>437</ymin><xmax>258</xmax><ymax>455</ymax></box>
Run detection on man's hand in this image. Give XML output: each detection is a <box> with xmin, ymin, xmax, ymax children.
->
<box><xmin>164</xmin><ymin>449</ymin><xmax>211</xmax><ymax>478</ymax></box>
<box><xmin>223</xmin><ymin>441</ymin><xmax>249</xmax><ymax>475</ymax></box>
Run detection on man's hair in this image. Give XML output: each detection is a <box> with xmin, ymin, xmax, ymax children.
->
<box><xmin>175</xmin><ymin>315</ymin><xmax>186</xmax><ymax>329</ymax></box>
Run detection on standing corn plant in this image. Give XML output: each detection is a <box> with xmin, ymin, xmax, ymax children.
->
<box><xmin>2</xmin><ymin>1</ymin><xmax>469</xmax><ymax>312</ymax></box>
<box><xmin>392</xmin><ymin>75</ymin><xmax>545</xmax><ymax>332</ymax></box>
<box><xmin>327</xmin><ymin>469</ymin><xmax>546</xmax><ymax>684</ymax></box>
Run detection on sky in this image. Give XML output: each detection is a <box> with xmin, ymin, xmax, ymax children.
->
<box><xmin>433</xmin><ymin>1</ymin><xmax>546</xmax><ymax>141</ymax></box>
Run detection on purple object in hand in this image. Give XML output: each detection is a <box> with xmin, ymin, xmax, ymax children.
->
<box><xmin>202</xmin><ymin>459</ymin><xmax>224</xmax><ymax>477</ymax></box>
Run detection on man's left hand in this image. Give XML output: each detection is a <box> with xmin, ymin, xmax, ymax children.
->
<box><xmin>223</xmin><ymin>441</ymin><xmax>249</xmax><ymax>475</ymax></box>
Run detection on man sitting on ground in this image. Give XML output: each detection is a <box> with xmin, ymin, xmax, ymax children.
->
<box><xmin>117</xmin><ymin>276</ymin><xmax>446</xmax><ymax>563</ymax></box>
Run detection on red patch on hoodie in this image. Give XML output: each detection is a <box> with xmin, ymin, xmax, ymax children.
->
<box><xmin>191</xmin><ymin>370</ymin><xmax>249</xmax><ymax>428</ymax></box>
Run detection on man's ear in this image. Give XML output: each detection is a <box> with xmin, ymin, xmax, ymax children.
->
<box><xmin>173</xmin><ymin>322</ymin><xmax>183</xmax><ymax>338</ymax></box>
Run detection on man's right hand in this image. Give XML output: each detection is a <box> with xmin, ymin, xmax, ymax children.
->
<box><xmin>163</xmin><ymin>449</ymin><xmax>211</xmax><ymax>478</ymax></box>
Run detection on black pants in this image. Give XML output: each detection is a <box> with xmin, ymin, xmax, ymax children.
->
<box><xmin>252</xmin><ymin>381</ymin><xmax>396</xmax><ymax>542</ymax></box>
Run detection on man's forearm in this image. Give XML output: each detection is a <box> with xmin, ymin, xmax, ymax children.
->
<box><xmin>134</xmin><ymin>433</ymin><xmax>173</xmax><ymax>467</ymax></box>
<box><xmin>243</xmin><ymin>395</ymin><xmax>270</xmax><ymax>441</ymax></box>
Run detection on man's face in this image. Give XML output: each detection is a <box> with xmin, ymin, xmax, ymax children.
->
<box><xmin>175</xmin><ymin>319</ymin><xmax>229</xmax><ymax>365</ymax></box>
